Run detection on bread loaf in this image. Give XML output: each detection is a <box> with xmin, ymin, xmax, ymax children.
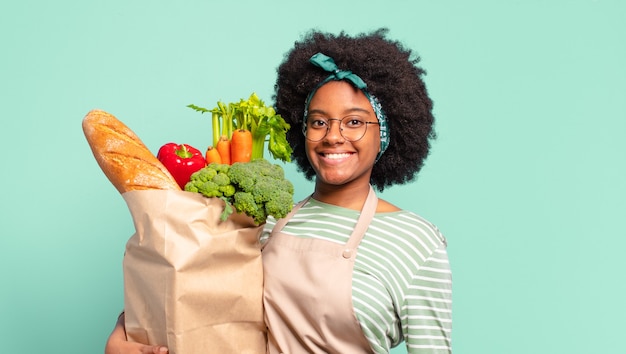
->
<box><xmin>82</xmin><ymin>109</ymin><xmax>180</xmax><ymax>194</ymax></box>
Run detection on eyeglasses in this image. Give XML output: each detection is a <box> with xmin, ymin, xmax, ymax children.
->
<box><xmin>303</xmin><ymin>116</ymin><xmax>380</xmax><ymax>142</ymax></box>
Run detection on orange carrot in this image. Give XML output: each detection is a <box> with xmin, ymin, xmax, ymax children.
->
<box><xmin>216</xmin><ymin>135</ymin><xmax>232</xmax><ymax>165</ymax></box>
<box><xmin>205</xmin><ymin>146</ymin><xmax>222</xmax><ymax>164</ymax></box>
<box><xmin>231</xmin><ymin>129</ymin><xmax>253</xmax><ymax>163</ymax></box>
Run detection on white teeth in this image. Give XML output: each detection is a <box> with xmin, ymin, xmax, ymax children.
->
<box><xmin>324</xmin><ymin>153</ymin><xmax>351</xmax><ymax>159</ymax></box>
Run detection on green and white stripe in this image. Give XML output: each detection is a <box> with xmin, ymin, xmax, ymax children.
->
<box><xmin>263</xmin><ymin>198</ymin><xmax>452</xmax><ymax>353</ymax></box>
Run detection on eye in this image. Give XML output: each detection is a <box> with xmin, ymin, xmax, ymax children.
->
<box><xmin>308</xmin><ymin>118</ymin><xmax>328</xmax><ymax>129</ymax></box>
<box><xmin>343</xmin><ymin>117</ymin><xmax>365</xmax><ymax>128</ymax></box>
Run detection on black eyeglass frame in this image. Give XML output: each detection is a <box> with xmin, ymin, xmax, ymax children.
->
<box><xmin>302</xmin><ymin>117</ymin><xmax>380</xmax><ymax>142</ymax></box>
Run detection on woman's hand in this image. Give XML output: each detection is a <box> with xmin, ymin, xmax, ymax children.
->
<box><xmin>105</xmin><ymin>313</ymin><xmax>169</xmax><ymax>354</ymax></box>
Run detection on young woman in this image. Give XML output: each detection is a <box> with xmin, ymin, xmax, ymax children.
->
<box><xmin>106</xmin><ymin>28</ymin><xmax>451</xmax><ymax>354</ymax></box>
<box><xmin>262</xmin><ymin>28</ymin><xmax>451</xmax><ymax>353</ymax></box>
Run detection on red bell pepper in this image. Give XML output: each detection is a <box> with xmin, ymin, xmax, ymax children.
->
<box><xmin>157</xmin><ymin>143</ymin><xmax>207</xmax><ymax>189</ymax></box>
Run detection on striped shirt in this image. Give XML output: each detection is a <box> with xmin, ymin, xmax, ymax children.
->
<box><xmin>262</xmin><ymin>198</ymin><xmax>452</xmax><ymax>353</ymax></box>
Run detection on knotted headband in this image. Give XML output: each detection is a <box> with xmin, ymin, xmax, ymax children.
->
<box><xmin>304</xmin><ymin>52</ymin><xmax>389</xmax><ymax>161</ymax></box>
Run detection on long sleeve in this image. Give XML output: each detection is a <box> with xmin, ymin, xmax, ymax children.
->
<box><xmin>403</xmin><ymin>244</ymin><xmax>452</xmax><ymax>353</ymax></box>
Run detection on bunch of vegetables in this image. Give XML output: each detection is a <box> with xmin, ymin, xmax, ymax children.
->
<box><xmin>156</xmin><ymin>93</ymin><xmax>294</xmax><ymax>224</ymax></box>
<box><xmin>187</xmin><ymin>92</ymin><xmax>292</xmax><ymax>165</ymax></box>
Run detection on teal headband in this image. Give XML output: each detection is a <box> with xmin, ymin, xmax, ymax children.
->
<box><xmin>304</xmin><ymin>52</ymin><xmax>389</xmax><ymax>161</ymax></box>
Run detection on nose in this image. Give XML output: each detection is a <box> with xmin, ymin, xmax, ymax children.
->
<box><xmin>324</xmin><ymin>119</ymin><xmax>345</xmax><ymax>143</ymax></box>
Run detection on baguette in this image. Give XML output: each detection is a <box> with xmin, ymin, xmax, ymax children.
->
<box><xmin>82</xmin><ymin>109</ymin><xmax>180</xmax><ymax>194</ymax></box>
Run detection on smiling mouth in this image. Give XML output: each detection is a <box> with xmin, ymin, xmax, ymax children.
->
<box><xmin>322</xmin><ymin>152</ymin><xmax>353</xmax><ymax>159</ymax></box>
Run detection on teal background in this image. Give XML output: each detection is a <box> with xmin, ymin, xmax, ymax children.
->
<box><xmin>1</xmin><ymin>0</ymin><xmax>624</xmax><ymax>353</ymax></box>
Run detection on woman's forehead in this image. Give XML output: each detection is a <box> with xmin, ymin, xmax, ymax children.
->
<box><xmin>308</xmin><ymin>81</ymin><xmax>373</xmax><ymax>112</ymax></box>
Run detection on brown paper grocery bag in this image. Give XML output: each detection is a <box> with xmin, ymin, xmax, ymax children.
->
<box><xmin>122</xmin><ymin>189</ymin><xmax>267</xmax><ymax>354</ymax></box>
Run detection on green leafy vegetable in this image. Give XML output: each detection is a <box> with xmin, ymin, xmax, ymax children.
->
<box><xmin>187</xmin><ymin>93</ymin><xmax>292</xmax><ymax>162</ymax></box>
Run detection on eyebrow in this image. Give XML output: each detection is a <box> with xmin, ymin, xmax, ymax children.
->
<box><xmin>306</xmin><ymin>107</ymin><xmax>372</xmax><ymax>116</ymax></box>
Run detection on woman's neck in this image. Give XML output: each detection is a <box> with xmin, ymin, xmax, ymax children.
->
<box><xmin>311</xmin><ymin>182</ymin><xmax>402</xmax><ymax>213</ymax></box>
<box><xmin>311</xmin><ymin>182</ymin><xmax>372</xmax><ymax>211</ymax></box>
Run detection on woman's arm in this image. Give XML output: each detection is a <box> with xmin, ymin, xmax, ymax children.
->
<box><xmin>104</xmin><ymin>312</ymin><xmax>169</xmax><ymax>354</ymax></box>
<box><xmin>404</xmin><ymin>246</ymin><xmax>453</xmax><ymax>353</ymax></box>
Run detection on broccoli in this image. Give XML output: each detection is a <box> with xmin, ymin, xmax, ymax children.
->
<box><xmin>191</xmin><ymin>166</ymin><xmax>217</xmax><ymax>182</ymax></box>
<box><xmin>263</xmin><ymin>189</ymin><xmax>295</xmax><ymax>221</ymax></box>
<box><xmin>199</xmin><ymin>181</ymin><xmax>221</xmax><ymax>198</ymax></box>
<box><xmin>212</xmin><ymin>171</ymin><xmax>230</xmax><ymax>187</ymax></box>
<box><xmin>227</xmin><ymin>159</ymin><xmax>294</xmax><ymax>224</ymax></box>
<box><xmin>184</xmin><ymin>163</ymin><xmax>230</xmax><ymax>198</ymax></box>
<box><xmin>227</xmin><ymin>162</ymin><xmax>255</xmax><ymax>191</ymax></box>
<box><xmin>184</xmin><ymin>158</ymin><xmax>294</xmax><ymax>224</ymax></box>
<box><xmin>250</xmin><ymin>176</ymin><xmax>278</xmax><ymax>203</ymax></box>
<box><xmin>232</xmin><ymin>191</ymin><xmax>266</xmax><ymax>225</ymax></box>
<box><xmin>219</xmin><ymin>184</ymin><xmax>236</xmax><ymax>197</ymax></box>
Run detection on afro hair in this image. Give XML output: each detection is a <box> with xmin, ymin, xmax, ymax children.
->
<box><xmin>273</xmin><ymin>28</ymin><xmax>436</xmax><ymax>191</ymax></box>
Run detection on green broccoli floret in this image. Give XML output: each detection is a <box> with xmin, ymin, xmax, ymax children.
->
<box><xmin>185</xmin><ymin>184</ymin><xmax>199</xmax><ymax>193</ymax></box>
<box><xmin>227</xmin><ymin>159</ymin><xmax>294</xmax><ymax>224</ymax></box>
<box><xmin>227</xmin><ymin>162</ymin><xmax>256</xmax><ymax>191</ymax></box>
<box><xmin>191</xmin><ymin>166</ymin><xmax>217</xmax><ymax>182</ymax></box>
<box><xmin>212</xmin><ymin>171</ymin><xmax>230</xmax><ymax>186</ymax></box>
<box><xmin>219</xmin><ymin>184</ymin><xmax>236</xmax><ymax>197</ymax></box>
<box><xmin>211</xmin><ymin>162</ymin><xmax>230</xmax><ymax>174</ymax></box>
<box><xmin>269</xmin><ymin>162</ymin><xmax>286</xmax><ymax>179</ymax></box>
<box><xmin>250</xmin><ymin>176</ymin><xmax>277</xmax><ymax>203</ymax></box>
<box><xmin>200</xmin><ymin>181</ymin><xmax>221</xmax><ymax>198</ymax></box>
<box><xmin>276</xmin><ymin>178</ymin><xmax>294</xmax><ymax>195</ymax></box>
<box><xmin>186</xmin><ymin>158</ymin><xmax>294</xmax><ymax>224</ymax></box>
<box><xmin>232</xmin><ymin>191</ymin><xmax>266</xmax><ymax>224</ymax></box>
<box><xmin>264</xmin><ymin>189</ymin><xmax>294</xmax><ymax>220</ymax></box>
<box><xmin>184</xmin><ymin>164</ymin><xmax>230</xmax><ymax>198</ymax></box>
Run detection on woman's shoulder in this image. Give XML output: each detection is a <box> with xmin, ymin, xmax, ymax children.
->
<box><xmin>372</xmin><ymin>202</ymin><xmax>447</xmax><ymax>248</ymax></box>
<box><xmin>376</xmin><ymin>198</ymin><xmax>401</xmax><ymax>213</ymax></box>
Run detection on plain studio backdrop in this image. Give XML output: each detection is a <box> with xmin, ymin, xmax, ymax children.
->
<box><xmin>1</xmin><ymin>1</ymin><xmax>624</xmax><ymax>353</ymax></box>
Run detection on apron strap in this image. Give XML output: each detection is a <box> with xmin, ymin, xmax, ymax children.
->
<box><xmin>341</xmin><ymin>185</ymin><xmax>378</xmax><ymax>259</ymax></box>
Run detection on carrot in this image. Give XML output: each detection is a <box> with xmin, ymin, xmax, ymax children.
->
<box><xmin>216</xmin><ymin>135</ymin><xmax>232</xmax><ymax>165</ymax></box>
<box><xmin>205</xmin><ymin>146</ymin><xmax>222</xmax><ymax>164</ymax></box>
<box><xmin>231</xmin><ymin>129</ymin><xmax>253</xmax><ymax>163</ymax></box>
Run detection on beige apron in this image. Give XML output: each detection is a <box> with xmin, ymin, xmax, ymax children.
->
<box><xmin>262</xmin><ymin>186</ymin><xmax>378</xmax><ymax>354</ymax></box>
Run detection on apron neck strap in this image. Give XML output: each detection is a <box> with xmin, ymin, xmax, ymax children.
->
<box><xmin>344</xmin><ymin>185</ymin><xmax>378</xmax><ymax>249</ymax></box>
